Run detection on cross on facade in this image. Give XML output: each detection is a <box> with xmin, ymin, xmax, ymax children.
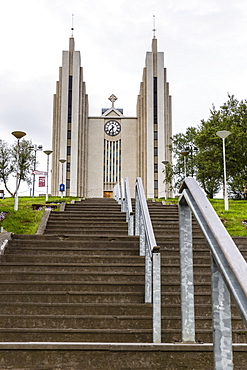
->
<box><xmin>108</xmin><ymin>94</ymin><xmax>118</xmax><ymax>108</ymax></box>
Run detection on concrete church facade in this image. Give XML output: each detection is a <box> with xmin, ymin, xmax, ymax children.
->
<box><xmin>51</xmin><ymin>36</ymin><xmax>172</xmax><ymax>198</ymax></box>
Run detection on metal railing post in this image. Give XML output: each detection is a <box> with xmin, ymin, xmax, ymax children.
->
<box><xmin>179</xmin><ymin>201</ymin><xmax>195</xmax><ymax>342</ymax></box>
<box><xmin>124</xmin><ymin>177</ymin><xmax>134</xmax><ymax>236</ymax></box>
<box><xmin>139</xmin><ymin>214</ymin><xmax>145</xmax><ymax>256</ymax></box>
<box><xmin>211</xmin><ymin>257</ymin><xmax>233</xmax><ymax>369</ymax></box>
<box><xmin>128</xmin><ymin>214</ymin><xmax>134</xmax><ymax>236</ymax></box>
<box><xmin>145</xmin><ymin>239</ymin><xmax>152</xmax><ymax>303</ymax></box>
<box><xmin>153</xmin><ymin>250</ymin><xmax>161</xmax><ymax>343</ymax></box>
<box><xmin>135</xmin><ymin>189</ymin><xmax>140</xmax><ymax>236</ymax></box>
<box><xmin>121</xmin><ymin>179</ymin><xmax>126</xmax><ymax>212</ymax></box>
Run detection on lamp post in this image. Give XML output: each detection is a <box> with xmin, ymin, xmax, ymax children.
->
<box><xmin>185</xmin><ymin>145</ymin><xmax>198</xmax><ymax>177</ymax></box>
<box><xmin>180</xmin><ymin>149</ymin><xmax>190</xmax><ymax>177</ymax></box>
<box><xmin>44</xmin><ymin>150</ymin><xmax>52</xmax><ymax>202</ymax></box>
<box><xmin>162</xmin><ymin>160</ymin><xmax>169</xmax><ymax>199</ymax></box>
<box><xmin>31</xmin><ymin>144</ymin><xmax>43</xmax><ymax>197</ymax></box>
<box><xmin>59</xmin><ymin>159</ymin><xmax>66</xmax><ymax>198</ymax></box>
<box><xmin>216</xmin><ymin>130</ymin><xmax>231</xmax><ymax>211</ymax></box>
<box><xmin>11</xmin><ymin>131</ymin><xmax>26</xmax><ymax>211</ymax></box>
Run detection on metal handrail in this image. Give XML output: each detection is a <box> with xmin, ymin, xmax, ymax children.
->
<box><xmin>135</xmin><ymin>177</ymin><xmax>157</xmax><ymax>257</ymax></box>
<box><xmin>120</xmin><ymin>178</ymin><xmax>126</xmax><ymax>212</ymax></box>
<box><xmin>114</xmin><ymin>178</ymin><xmax>134</xmax><ymax>235</ymax></box>
<box><xmin>135</xmin><ymin>177</ymin><xmax>161</xmax><ymax>343</ymax></box>
<box><xmin>124</xmin><ymin>177</ymin><xmax>134</xmax><ymax>236</ymax></box>
<box><xmin>179</xmin><ymin>177</ymin><xmax>247</xmax><ymax>369</ymax></box>
<box><xmin>113</xmin><ymin>183</ymin><xmax>121</xmax><ymax>205</ymax></box>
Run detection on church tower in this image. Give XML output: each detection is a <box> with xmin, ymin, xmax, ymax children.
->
<box><xmin>137</xmin><ymin>36</ymin><xmax>172</xmax><ymax>198</ymax></box>
<box><xmin>51</xmin><ymin>37</ymin><xmax>88</xmax><ymax>197</ymax></box>
<box><xmin>51</xmin><ymin>35</ymin><xmax>172</xmax><ymax>198</ymax></box>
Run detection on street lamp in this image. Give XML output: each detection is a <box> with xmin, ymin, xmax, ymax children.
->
<box><xmin>59</xmin><ymin>159</ymin><xmax>66</xmax><ymax>198</ymax></box>
<box><xmin>216</xmin><ymin>130</ymin><xmax>231</xmax><ymax>211</ymax></box>
<box><xmin>180</xmin><ymin>149</ymin><xmax>190</xmax><ymax>177</ymax></box>
<box><xmin>44</xmin><ymin>150</ymin><xmax>52</xmax><ymax>202</ymax></box>
<box><xmin>162</xmin><ymin>160</ymin><xmax>169</xmax><ymax>199</ymax></box>
<box><xmin>185</xmin><ymin>145</ymin><xmax>198</xmax><ymax>177</ymax></box>
<box><xmin>31</xmin><ymin>144</ymin><xmax>43</xmax><ymax>197</ymax></box>
<box><xmin>11</xmin><ymin>131</ymin><xmax>26</xmax><ymax>211</ymax></box>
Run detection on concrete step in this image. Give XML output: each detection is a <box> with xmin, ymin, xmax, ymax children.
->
<box><xmin>0</xmin><ymin>328</ymin><xmax>246</xmax><ymax>343</ymax></box>
<box><xmin>47</xmin><ymin>216</ymin><xmax>128</xmax><ymax>222</ymax></box>
<box><xmin>43</xmin><ymin>231</ymin><xmax>130</xmax><ymax>237</ymax></box>
<box><xmin>0</xmin><ymin>314</ymin><xmax>153</xmax><ymax>330</ymax></box>
<box><xmin>0</xmin><ymin>262</ymin><xmax>213</xmax><ymax>275</ymax></box>
<box><xmin>0</xmin><ymin>271</ymin><xmax>146</xmax><ymax>282</ymax></box>
<box><xmin>10</xmin><ymin>234</ymin><xmax>139</xmax><ymax>241</ymax></box>
<box><xmin>44</xmin><ymin>230</ymin><xmax>129</xmax><ymax>236</ymax></box>
<box><xmin>2</xmin><ymin>252</ymin><xmax>224</xmax><ymax>265</ymax></box>
<box><xmin>0</xmin><ymin>314</ymin><xmax>245</xmax><ymax>331</ymax></box>
<box><xmin>0</xmin><ymin>270</ymin><xmax>214</xmax><ymax>283</ymax></box>
<box><xmin>0</xmin><ymin>290</ymin><xmax>219</xmax><ymax>305</ymax></box>
<box><xmin>0</xmin><ymin>301</ymin><xmax>241</xmax><ymax>317</ymax></box>
<box><xmin>0</xmin><ymin>255</ymin><xmax>144</xmax><ymax>264</ymax></box>
<box><xmin>0</xmin><ymin>264</ymin><xmax>145</xmax><ymax>274</ymax></box>
<box><xmin>1</xmin><ymin>342</ymin><xmax>247</xmax><ymax>369</ymax></box>
<box><xmin>0</xmin><ymin>302</ymin><xmax>152</xmax><ymax>316</ymax></box>
<box><xmin>4</xmin><ymin>246</ymin><xmax>140</xmax><ymax>256</ymax></box>
<box><xmin>44</xmin><ymin>224</ymin><xmax>129</xmax><ymax>230</ymax></box>
<box><xmin>0</xmin><ymin>291</ymin><xmax>145</xmax><ymax>304</ymax></box>
<box><xmin>0</xmin><ymin>281</ymin><xmax>212</xmax><ymax>293</ymax></box>
<box><xmin>0</xmin><ymin>281</ymin><xmax>146</xmax><ymax>293</ymax></box>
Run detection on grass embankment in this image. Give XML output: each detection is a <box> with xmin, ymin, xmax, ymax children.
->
<box><xmin>210</xmin><ymin>199</ymin><xmax>247</xmax><ymax>237</ymax></box>
<box><xmin>155</xmin><ymin>198</ymin><xmax>247</xmax><ymax>237</ymax></box>
<box><xmin>0</xmin><ymin>196</ymin><xmax>78</xmax><ymax>234</ymax></box>
<box><xmin>0</xmin><ymin>196</ymin><xmax>247</xmax><ymax>237</ymax></box>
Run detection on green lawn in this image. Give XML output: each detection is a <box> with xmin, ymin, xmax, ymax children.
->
<box><xmin>0</xmin><ymin>196</ymin><xmax>78</xmax><ymax>234</ymax></box>
<box><xmin>0</xmin><ymin>196</ymin><xmax>247</xmax><ymax>237</ymax></box>
<box><xmin>154</xmin><ymin>197</ymin><xmax>247</xmax><ymax>237</ymax></box>
<box><xmin>210</xmin><ymin>199</ymin><xmax>247</xmax><ymax>236</ymax></box>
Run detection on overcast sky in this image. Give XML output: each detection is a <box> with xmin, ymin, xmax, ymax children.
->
<box><xmin>0</xmin><ymin>0</ymin><xmax>247</xmax><ymax>195</ymax></box>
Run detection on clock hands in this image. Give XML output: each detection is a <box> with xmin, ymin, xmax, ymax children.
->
<box><xmin>109</xmin><ymin>124</ymin><xmax>117</xmax><ymax>135</ymax></box>
<box><xmin>104</xmin><ymin>120</ymin><xmax>121</xmax><ymax>136</ymax></box>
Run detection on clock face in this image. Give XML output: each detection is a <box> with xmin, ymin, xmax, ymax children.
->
<box><xmin>104</xmin><ymin>120</ymin><xmax>121</xmax><ymax>136</ymax></box>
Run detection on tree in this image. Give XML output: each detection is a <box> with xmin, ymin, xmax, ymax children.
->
<box><xmin>165</xmin><ymin>94</ymin><xmax>247</xmax><ymax>198</ymax></box>
<box><xmin>163</xmin><ymin>126</ymin><xmax>199</xmax><ymax>192</ymax></box>
<box><xmin>0</xmin><ymin>139</ymin><xmax>35</xmax><ymax>197</ymax></box>
<box><xmin>195</xmin><ymin>95</ymin><xmax>247</xmax><ymax>198</ymax></box>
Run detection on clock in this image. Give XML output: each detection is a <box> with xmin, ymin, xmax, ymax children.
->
<box><xmin>104</xmin><ymin>120</ymin><xmax>121</xmax><ymax>136</ymax></box>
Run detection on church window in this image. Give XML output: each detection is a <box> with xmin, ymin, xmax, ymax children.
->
<box><xmin>67</xmin><ymin>76</ymin><xmax>73</xmax><ymax>123</ymax></box>
<box><xmin>104</xmin><ymin>139</ymin><xmax>121</xmax><ymax>184</ymax></box>
<box><xmin>153</xmin><ymin>77</ymin><xmax>157</xmax><ymax>124</ymax></box>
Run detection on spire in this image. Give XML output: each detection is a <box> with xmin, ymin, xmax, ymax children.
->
<box><xmin>69</xmin><ymin>14</ymin><xmax>75</xmax><ymax>53</ymax></box>
<box><xmin>71</xmin><ymin>14</ymin><xmax>74</xmax><ymax>37</ymax></box>
<box><xmin>152</xmin><ymin>15</ymin><xmax>157</xmax><ymax>39</ymax></box>
<box><xmin>152</xmin><ymin>15</ymin><xmax>157</xmax><ymax>53</ymax></box>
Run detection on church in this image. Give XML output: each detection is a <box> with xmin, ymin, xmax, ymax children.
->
<box><xmin>51</xmin><ymin>34</ymin><xmax>172</xmax><ymax>198</ymax></box>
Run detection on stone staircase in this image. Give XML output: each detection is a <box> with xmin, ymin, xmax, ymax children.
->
<box><xmin>0</xmin><ymin>198</ymin><xmax>246</xmax><ymax>369</ymax></box>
